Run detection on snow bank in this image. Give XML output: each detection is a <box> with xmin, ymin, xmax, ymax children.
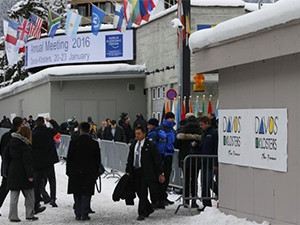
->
<box><xmin>189</xmin><ymin>0</ymin><xmax>300</xmax><ymax>51</ymax></box>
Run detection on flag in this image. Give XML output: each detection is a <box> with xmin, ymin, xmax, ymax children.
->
<box><xmin>91</xmin><ymin>4</ymin><xmax>106</xmax><ymax>36</ymax></box>
<box><xmin>215</xmin><ymin>99</ymin><xmax>219</xmax><ymax>119</ymax></box>
<box><xmin>47</xmin><ymin>10</ymin><xmax>62</xmax><ymax>38</ymax></box>
<box><xmin>65</xmin><ymin>10</ymin><xmax>82</xmax><ymax>38</ymax></box>
<box><xmin>114</xmin><ymin>3</ymin><xmax>126</xmax><ymax>32</ymax></box>
<box><xmin>194</xmin><ymin>96</ymin><xmax>199</xmax><ymax>117</ymax></box>
<box><xmin>171</xmin><ymin>99</ymin><xmax>176</xmax><ymax>115</ymax></box>
<box><xmin>5</xmin><ymin>19</ymin><xmax>18</xmax><ymax>45</ymax></box>
<box><xmin>189</xmin><ymin>97</ymin><xmax>193</xmax><ymax>113</ymax></box>
<box><xmin>202</xmin><ymin>95</ymin><xmax>206</xmax><ymax>116</ymax></box>
<box><xmin>132</xmin><ymin>0</ymin><xmax>142</xmax><ymax>25</ymax></box>
<box><xmin>139</xmin><ymin>0</ymin><xmax>150</xmax><ymax>21</ymax></box>
<box><xmin>181</xmin><ymin>96</ymin><xmax>186</xmax><ymax>121</ymax></box>
<box><xmin>124</xmin><ymin>0</ymin><xmax>132</xmax><ymax>23</ymax></box>
<box><xmin>4</xmin><ymin>20</ymin><xmax>20</xmax><ymax>65</ymax></box>
<box><xmin>17</xmin><ymin>17</ymin><xmax>30</xmax><ymax>42</ymax></box>
<box><xmin>29</xmin><ymin>13</ymin><xmax>44</xmax><ymax>39</ymax></box>
<box><xmin>147</xmin><ymin>0</ymin><xmax>156</xmax><ymax>12</ymax></box>
<box><xmin>165</xmin><ymin>100</ymin><xmax>170</xmax><ymax>113</ymax></box>
<box><xmin>207</xmin><ymin>96</ymin><xmax>213</xmax><ymax>115</ymax></box>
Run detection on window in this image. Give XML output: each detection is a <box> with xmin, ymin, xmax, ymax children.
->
<box><xmin>152</xmin><ymin>112</ymin><xmax>156</xmax><ymax>119</ymax></box>
<box><xmin>162</xmin><ymin>86</ymin><xmax>166</xmax><ymax>98</ymax></box>
<box><xmin>157</xmin><ymin>87</ymin><xmax>161</xmax><ymax>99</ymax></box>
<box><xmin>77</xmin><ymin>4</ymin><xmax>88</xmax><ymax>17</ymax></box>
<box><xmin>152</xmin><ymin>88</ymin><xmax>156</xmax><ymax>100</ymax></box>
<box><xmin>157</xmin><ymin>112</ymin><xmax>161</xmax><ymax>122</ymax></box>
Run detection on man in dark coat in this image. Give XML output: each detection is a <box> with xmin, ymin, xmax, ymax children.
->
<box><xmin>174</xmin><ymin>115</ymin><xmax>202</xmax><ymax>208</ymax></box>
<box><xmin>126</xmin><ymin>125</ymin><xmax>165</xmax><ymax>221</ymax></box>
<box><xmin>197</xmin><ymin>116</ymin><xmax>218</xmax><ymax>211</ymax></box>
<box><xmin>103</xmin><ymin>120</ymin><xmax>125</xmax><ymax>142</ymax></box>
<box><xmin>66</xmin><ymin>122</ymin><xmax>101</xmax><ymax>221</ymax></box>
<box><xmin>0</xmin><ymin>117</ymin><xmax>27</xmax><ymax>216</ymax></box>
<box><xmin>32</xmin><ymin>117</ymin><xmax>60</xmax><ymax>210</ymax></box>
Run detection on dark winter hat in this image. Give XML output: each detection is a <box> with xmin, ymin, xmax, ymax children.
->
<box><xmin>165</xmin><ymin>112</ymin><xmax>175</xmax><ymax>119</ymax></box>
<box><xmin>147</xmin><ymin>118</ymin><xmax>159</xmax><ymax>127</ymax></box>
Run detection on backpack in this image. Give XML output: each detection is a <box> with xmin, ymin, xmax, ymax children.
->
<box><xmin>148</xmin><ymin>128</ymin><xmax>167</xmax><ymax>155</ymax></box>
<box><xmin>156</xmin><ymin>128</ymin><xmax>167</xmax><ymax>155</ymax></box>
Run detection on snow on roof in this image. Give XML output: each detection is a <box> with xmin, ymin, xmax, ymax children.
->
<box><xmin>0</xmin><ymin>63</ymin><xmax>146</xmax><ymax>97</ymax></box>
<box><xmin>189</xmin><ymin>0</ymin><xmax>300</xmax><ymax>51</ymax></box>
<box><xmin>244</xmin><ymin>2</ymin><xmax>274</xmax><ymax>11</ymax></box>
<box><xmin>191</xmin><ymin>0</ymin><xmax>245</xmax><ymax>7</ymax></box>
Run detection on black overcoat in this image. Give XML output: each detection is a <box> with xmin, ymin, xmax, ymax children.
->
<box><xmin>4</xmin><ymin>133</ymin><xmax>34</xmax><ymax>191</ymax></box>
<box><xmin>32</xmin><ymin>120</ymin><xmax>60</xmax><ymax>170</ymax></box>
<box><xmin>126</xmin><ymin>138</ymin><xmax>163</xmax><ymax>181</ymax></box>
<box><xmin>66</xmin><ymin>134</ymin><xmax>101</xmax><ymax>195</ymax></box>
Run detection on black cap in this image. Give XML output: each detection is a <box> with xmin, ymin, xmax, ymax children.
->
<box><xmin>165</xmin><ymin>112</ymin><xmax>175</xmax><ymax>119</ymax></box>
<box><xmin>147</xmin><ymin>118</ymin><xmax>159</xmax><ymax>127</ymax></box>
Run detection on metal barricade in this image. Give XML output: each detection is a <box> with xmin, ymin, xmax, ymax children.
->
<box><xmin>56</xmin><ymin>134</ymin><xmax>71</xmax><ymax>160</ymax></box>
<box><xmin>175</xmin><ymin>154</ymin><xmax>218</xmax><ymax>214</ymax></box>
<box><xmin>169</xmin><ymin>149</ymin><xmax>184</xmax><ymax>190</ymax></box>
<box><xmin>0</xmin><ymin>128</ymin><xmax>10</xmax><ymax>140</ymax></box>
<box><xmin>100</xmin><ymin>140</ymin><xmax>129</xmax><ymax>180</ymax></box>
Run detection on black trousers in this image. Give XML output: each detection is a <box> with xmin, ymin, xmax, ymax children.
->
<box><xmin>201</xmin><ymin>166</ymin><xmax>218</xmax><ymax>207</ymax></box>
<box><xmin>132</xmin><ymin>168</ymin><xmax>156</xmax><ymax>216</ymax></box>
<box><xmin>73</xmin><ymin>194</ymin><xmax>91</xmax><ymax>219</ymax></box>
<box><xmin>0</xmin><ymin>177</ymin><xmax>9</xmax><ymax>208</ymax></box>
<box><xmin>159</xmin><ymin>155</ymin><xmax>173</xmax><ymax>201</ymax></box>
<box><xmin>34</xmin><ymin>165</ymin><xmax>56</xmax><ymax>207</ymax></box>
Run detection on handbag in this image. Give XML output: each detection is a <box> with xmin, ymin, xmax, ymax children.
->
<box><xmin>95</xmin><ymin>163</ymin><xmax>106</xmax><ymax>193</ymax></box>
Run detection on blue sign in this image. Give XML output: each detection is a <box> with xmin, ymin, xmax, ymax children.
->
<box><xmin>106</xmin><ymin>34</ymin><xmax>123</xmax><ymax>58</ymax></box>
<box><xmin>197</xmin><ymin>25</ymin><xmax>212</xmax><ymax>30</ymax></box>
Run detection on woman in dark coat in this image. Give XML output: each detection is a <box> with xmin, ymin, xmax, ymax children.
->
<box><xmin>4</xmin><ymin>126</ymin><xmax>37</xmax><ymax>222</ymax></box>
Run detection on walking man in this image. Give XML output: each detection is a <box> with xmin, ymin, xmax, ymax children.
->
<box><xmin>66</xmin><ymin>122</ymin><xmax>101</xmax><ymax>221</ymax></box>
<box><xmin>126</xmin><ymin>125</ymin><xmax>165</xmax><ymax>221</ymax></box>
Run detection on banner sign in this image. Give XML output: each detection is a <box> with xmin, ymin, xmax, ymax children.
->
<box><xmin>25</xmin><ymin>30</ymin><xmax>134</xmax><ymax>69</ymax></box>
<box><xmin>219</xmin><ymin>108</ymin><xmax>288</xmax><ymax>172</ymax></box>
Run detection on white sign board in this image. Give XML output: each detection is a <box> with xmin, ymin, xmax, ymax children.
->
<box><xmin>25</xmin><ymin>30</ymin><xmax>134</xmax><ymax>69</ymax></box>
<box><xmin>219</xmin><ymin>109</ymin><xmax>288</xmax><ymax>172</ymax></box>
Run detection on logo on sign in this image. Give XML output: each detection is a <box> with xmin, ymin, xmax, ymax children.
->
<box><xmin>255</xmin><ymin>116</ymin><xmax>278</xmax><ymax>151</ymax></box>
<box><xmin>92</xmin><ymin>12</ymin><xmax>100</xmax><ymax>26</ymax></box>
<box><xmin>106</xmin><ymin>34</ymin><xmax>123</xmax><ymax>58</ymax></box>
<box><xmin>222</xmin><ymin>116</ymin><xmax>241</xmax><ymax>147</ymax></box>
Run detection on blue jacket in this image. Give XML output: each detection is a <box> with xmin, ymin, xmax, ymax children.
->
<box><xmin>147</xmin><ymin>127</ymin><xmax>167</xmax><ymax>155</ymax></box>
<box><xmin>160</xmin><ymin>119</ymin><xmax>176</xmax><ymax>156</ymax></box>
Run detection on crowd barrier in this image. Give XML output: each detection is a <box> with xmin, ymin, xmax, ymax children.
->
<box><xmin>0</xmin><ymin>128</ymin><xmax>9</xmax><ymax>139</ymax></box>
<box><xmin>175</xmin><ymin>154</ymin><xmax>218</xmax><ymax>214</ymax></box>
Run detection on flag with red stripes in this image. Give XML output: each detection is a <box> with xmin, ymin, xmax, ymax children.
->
<box><xmin>18</xmin><ymin>17</ymin><xmax>30</xmax><ymax>42</ymax></box>
<box><xmin>5</xmin><ymin>20</ymin><xmax>18</xmax><ymax>45</ymax></box>
<box><xmin>29</xmin><ymin>13</ymin><xmax>44</xmax><ymax>39</ymax></box>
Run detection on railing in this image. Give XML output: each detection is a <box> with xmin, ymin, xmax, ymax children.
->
<box><xmin>175</xmin><ymin>154</ymin><xmax>218</xmax><ymax>214</ymax></box>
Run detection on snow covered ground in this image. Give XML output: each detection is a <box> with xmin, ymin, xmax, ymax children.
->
<box><xmin>0</xmin><ymin>163</ymin><xmax>269</xmax><ymax>225</ymax></box>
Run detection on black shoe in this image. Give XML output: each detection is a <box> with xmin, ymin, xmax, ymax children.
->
<box><xmin>191</xmin><ymin>201</ymin><xmax>199</xmax><ymax>208</ymax></box>
<box><xmin>26</xmin><ymin>216</ymin><xmax>39</xmax><ymax>221</ymax></box>
<box><xmin>34</xmin><ymin>206</ymin><xmax>46</xmax><ymax>214</ymax></box>
<box><xmin>81</xmin><ymin>216</ymin><xmax>90</xmax><ymax>221</ymax></box>
<box><xmin>10</xmin><ymin>219</ymin><xmax>21</xmax><ymax>222</ymax></box>
<box><xmin>137</xmin><ymin>215</ymin><xmax>145</xmax><ymax>221</ymax></box>
<box><xmin>50</xmin><ymin>201</ymin><xmax>58</xmax><ymax>207</ymax></box>
<box><xmin>75</xmin><ymin>217</ymin><xmax>81</xmax><ymax>220</ymax></box>
<box><xmin>88</xmin><ymin>209</ymin><xmax>95</xmax><ymax>213</ymax></box>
